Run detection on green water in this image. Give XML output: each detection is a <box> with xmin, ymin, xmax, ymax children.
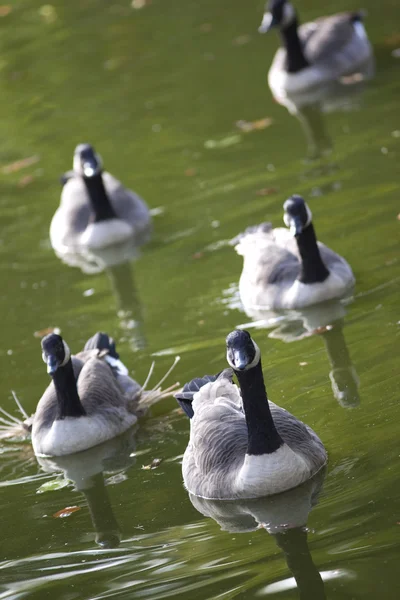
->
<box><xmin>0</xmin><ymin>1</ymin><xmax>399</xmax><ymax>598</ymax></box>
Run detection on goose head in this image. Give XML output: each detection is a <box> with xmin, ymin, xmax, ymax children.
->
<box><xmin>259</xmin><ymin>0</ymin><xmax>296</xmax><ymax>33</ymax></box>
<box><xmin>226</xmin><ymin>330</ymin><xmax>261</xmax><ymax>371</ymax></box>
<box><xmin>283</xmin><ymin>195</ymin><xmax>312</xmax><ymax>237</ymax></box>
<box><xmin>41</xmin><ymin>333</ymin><xmax>71</xmax><ymax>375</ymax></box>
<box><xmin>73</xmin><ymin>143</ymin><xmax>103</xmax><ymax>178</ymax></box>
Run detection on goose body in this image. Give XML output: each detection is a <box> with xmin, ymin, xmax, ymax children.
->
<box><xmin>234</xmin><ymin>195</ymin><xmax>354</xmax><ymax>310</ymax></box>
<box><xmin>50</xmin><ymin>144</ymin><xmax>151</xmax><ymax>255</ymax></box>
<box><xmin>175</xmin><ymin>330</ymin><xmax>326</xmax><ymax>500</ymax></box>
<box><xmin>259</xmin><ymin>1</ymin><xmax>373</xmax><ymax>103</ymax></box>
<box><xmin>31</xmin><ymin>332</ymin><xmax>178</xmax><ymax>457</ymax></box>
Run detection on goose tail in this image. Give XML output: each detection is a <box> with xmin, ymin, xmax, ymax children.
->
<box><xmin>136</xmin><ymin>356</ymin><xmax>181</xmax><ymax>415</ymax></box>
<box><xmin>84</xmin><ymin>332</ymin><xmax>129</xmax><ymax>376</ymax></box>
<box><xmin>0</xmin><ymin>391</ymin><xmax>32</xmax><ymax>441</ymax></box>
<box><xmin>175</xmin><ymin>369</ymin><xmax>232</xmax><ymax>418</ymax></box>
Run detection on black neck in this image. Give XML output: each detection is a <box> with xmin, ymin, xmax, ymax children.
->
<box><xmin>281</xmin><ymin>18</ymin><xmax>310</xmax><ymax>73</ymax></box>
<box><xmin>235</xmin><ymin>359</ymin><xmax>283</xmax><ymax>455</ymax></box>
<box><xmin>296</xmin><ymin>223</ymin><xmax>330</xmax><ymax>284</ymax></box>
<box><xmin>83</xmin><ymin>173</ymin><xmax>117</xmax><ymax>222</ymax></box>
<box><xmin>52</xmin><ymin>359</ymin><xmax>86</xmax><ymax>419</ymax></box>
<box><xmin>274</xmin><ymin>528</ymin><xmax>326</xmax><ymax>600</ymax></box>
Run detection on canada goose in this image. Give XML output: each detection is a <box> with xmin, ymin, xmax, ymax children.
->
<box><xmin>234</xmin><ymin>195</ymin><xmax>355</xmax><ymax>310</ymax></box>
<box><xmin>50</xmin><ymin>144</ymin><xmax>151</xmax><ymax>256</ymax></box>
<box><xmin>259</xmin><ymin>0</ymin><xmax>373</xmax><ymax>102</ymax></box>
<box><xmin>0</xmin><ymin>332</ymin><xmax>179</xmax><ymax>456</ymax></box>
<box><xmin>175</xmin><ymin>330</ymin><xmax>326</xmax><ymax>499</ymax></box>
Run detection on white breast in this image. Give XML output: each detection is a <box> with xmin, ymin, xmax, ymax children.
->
<box><xmin>80</xmin><ymin>219</ymin><xmax>134</xmax><ymax>250</ymax></box>
<box><xmin>234</xmin><ymin>444</ymin><xmax>312</xmax><ymax>498</ymax></box>
<box><xmin>32</xmin><ymin>412</ymin><xmax>137</xmax><ymax>457</ymax></box>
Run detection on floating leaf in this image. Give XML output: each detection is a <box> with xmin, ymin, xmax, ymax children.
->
<box><xmin>33</xmin><ymin>326</ymin><xmax>61</xmax><ymax>338</ymax></box>
<box><xmin>0</xmin><ymin>6</ymin><xmax>12</xmax><ymax>17</ymax></box>
<box><xmin>53</xmin><ymin>506</ymin><xmax>81</xmax><ymax>519</ymax></box>
<box><xmin>18</xmin><ymin>175</ymin><xmax>35</xmax><ymax>188</ymax></box>
<box><xmin>142</xmin><ymin>458</ymin><xmax>162</xmax><ymax>470</ymax></box>
<box><xmin>39</xmin><ymin>5</ymin><xmax>57</xmax><ymax>24</ymax></box>
<box><xmin>232</xmin><ymin>34</ymin><xmax>251</xmax><ymax>46</ymax></box>
<box><xmin>37</xmin><ymin>478</ymin><xmax>70</xmax><ymax>494</ymax></box>
<box><xmin>184</xmin><ymin>168</ymin><xmax>197</xmax><ymax>177</ymax></box>
<box><xmin>204</xmin><ymin>135</ymin><xmax>241</xmax><ymax>149</ymax></box>
<box><xmin>236</xmin><ymin>117</ymin><xmax>273</xmax><ymax>133</ymax></box>
<box><xmin>255</xmin><ymin>187</ymin><xmax>278</xmax><ymax>196</ymax></box>
<box><xmin>2</xmin><ymin>155</ymin><xmax>40</xmax><ymax>174</ymax></box>
<box><xmin>131</xmin><ymin>0</ymin><xmax>151</xmax><ymax>9</ymax></box>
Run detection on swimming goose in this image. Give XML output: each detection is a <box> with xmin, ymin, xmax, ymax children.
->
<box><xmin>29</xmin><ymin>331</ymin><xmax>178</xmax><ymax>457</ymax></box>
<box><xmin>259</xmin><ymin>0</ymin><xmax>373</xmax><ymax>102</ymax></box>
<box><xmin>234</xmin><ymin>195</ymin><xmax>355</xmax><ymax>310</ymax></box>
<box><xmin>175</xmin><ymin>330</ymin><xmax>326</xmax><ymax>499</ymax></box>
<box><xmin>50</xmin><ymin>144</ymin><xmax>151</xmax><ymax>255</ymax></box>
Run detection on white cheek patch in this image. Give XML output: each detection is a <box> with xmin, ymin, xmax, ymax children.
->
<box><xmin>283</xmin><ymin>212</ymin><xmax>290</xmax><ymax>228</ymax></box>
<box><xmin>61</xmin><ymin>341</ymin><xmax>71</xmax><ymax>366</ymax></box>
<box><xmin>283</xmin><ymin>202</ymin><xmax>313</xmax><ymax>230</ymax></box>
<box><xmin>304</xmin><ymin>203</ymin><xmax>313</xmax><ymax>227</ymax></box>
<box><xmin>245</xmin><ymin>342</ymin><xmax>261</xmax><ymax>370</ymax></box>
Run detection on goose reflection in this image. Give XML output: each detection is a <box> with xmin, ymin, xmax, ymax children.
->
<box><xmin>190</xmin><ymin>469</ymin><xmax>326</xmax><ymax>599</ymax></box>
<box><xmin>276</xmin><ymin>70</ymin><xmax>374</xmax><ymax>159</ymax></box>
<box><xmin>53</xmin><ymin>240</ymin><xmax>147</xmax><ymax>351</ymax></box>
<box><xmin>240</xmin><ymin>300</ymin><xmax>359</xmax><ymax>408</ymax></box>
<box><xmin>37</xmin><ymin>429</ymin><xmax>137</xmax><ymax>548</ymax></box>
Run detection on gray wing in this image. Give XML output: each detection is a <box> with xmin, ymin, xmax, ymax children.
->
<box><xmin>302</xmin><ymin>14</ymin><xmax>356</xmax><ymax>63</ymax></box>
<box><xmin>270</xmin><ymin>403</ymin><xmax>327</xmax><ymax>473</ymax></box>
<box><xmin>301</xmin><ymin>13</ymin><xmax>369</xmax><ymax>75</ymax></box>
<box><xmin>102</xmin><ymin>173</ymin><xmax>152</xmax><ymax>244</ymax></box>
<box><xmin>235</xmin><ymin>225</ymin><xmax>301</xmax><ymax>285</ymax></box>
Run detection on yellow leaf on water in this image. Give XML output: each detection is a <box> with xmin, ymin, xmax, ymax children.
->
<box><xmin>142</xmin><ymin>458</ymin><xmax>162</xmax><ymax>470</ymax></box>
<box><xmin>53</xmin><ymin>506</ymin><xmax>81</xmax><ymax>519</ymax></box>
<box><xmin>2</xmin><ymin>155</ymin><xmax>40</xmax><ymax>174</ymax></box>
<box><xmin>236</xmin><ymin>117</ymin><xmax>273</xmax><ymax>133</ymax></box>
<box><xmin>34</xmin><ymin>327</ymin><xmax>61</xmax><ymax>338</ymax></box>
<box><xmin>0</xmin><ymin>6</ymin><xmax>12</xmax><ymax>17</ymax></box>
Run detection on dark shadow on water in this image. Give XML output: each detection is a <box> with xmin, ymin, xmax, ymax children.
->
<box><xmin>189</xmin><ymin>468</ymin><xmax>326</xmax><ymax>599</ymax></box>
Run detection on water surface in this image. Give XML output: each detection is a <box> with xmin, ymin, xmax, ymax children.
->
<box><xmin>0</xmin><ymin>1</ymin><xmax>399</xmax><ymax>598</ymax></box>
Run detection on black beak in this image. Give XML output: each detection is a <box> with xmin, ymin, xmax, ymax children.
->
<box><xmin>290</xmin><ymin>215</ymin><xmax>304</xmax><ymax>237</ymax></box>
<box><xmin>233</xmin><ymin>349</ymin><xmax>249</xmax><ymax>371</ymax></box>
<box><xmin>82</xmin><ymin>156</ymin><xmax>101</xmax><ymax>178</ymax></box>
<box><xmin>46</xmin><ymin>354</ymin><xmax>59</xmax><ymax>374</ymax></box>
